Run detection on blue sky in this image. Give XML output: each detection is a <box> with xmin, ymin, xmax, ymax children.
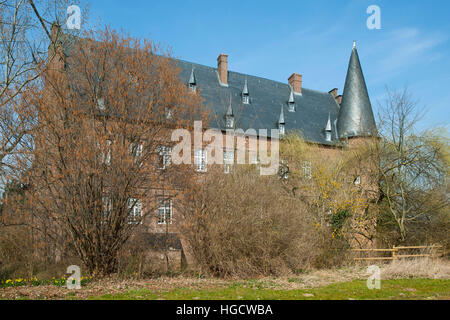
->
<box><xmin>80</xmin><ymin>0</ymin><xmax>449</xmax><ymax>131</ymax></box>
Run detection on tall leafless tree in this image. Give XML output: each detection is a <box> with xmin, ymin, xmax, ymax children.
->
<box><xmin>376</xmin><ymin>87</ymin><xmax>449</xmax><ymax>242</ymax></box>
<box><xmin>30</xmin><ymin>28</ymin><xmax>206</xmax><ymax>275</ymax></box>
<box><xmin>0</xmin><ymin>0</ymin><xmax>83</xmax><ymax>187</ymax></box>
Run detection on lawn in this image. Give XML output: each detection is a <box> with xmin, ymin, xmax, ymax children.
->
<box><xmin>90</xmin><ymin>278</ymin><xmax>450</xmax><ymax>300</ymax></box>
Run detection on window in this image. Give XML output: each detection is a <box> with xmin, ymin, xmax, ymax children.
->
<box><xmin>354</xmin><ymin>176</ymin><xmax>361</xmax><ymax>185</ymax></box>
<box><xmin>188</xmin><ymin>83</ymin><xmax>196</xmax><ymax>93</ymax></box>
<box><xmin>97</xmin><ymin>98</ymin><xmax>105</xmax><ymax>111</ymax></box>
<box><xmin>128</xmin><ymin>198</ymin><xmax>142</xmax><ymax>224</ymax></box>
<box><xmin>302</xmin><ymin>160</ymin><xmax>312</xmax><ymax>179</ymax></box>
<box><xmin>288</xmin><ymin>102</ymin><xmax>295</xmax><ymax>112</ymax></box>
<box><xmin>157</xmin><ymin>198</ymin><xmax>172</xmax><ymax>224</ymax></box>
<box><xmin>194</xmin><ymin>148</ymin><xmax>207</xmax><ymax>172</ymax></box>
<box><xmin>100</xmin><ymin>139</ymin><xmax>112</xmax><ymax>165</ymax></box>
<box><xmin>166</xmin><ymin>108</ymin><xmax>173</xmax><ymax>119</ymax></box>
<box><xmin>242</xmin><ymin>95</ymin><xmax>249</xmax><ymax>104</ymax></box>
<box><xmin>223</xmin><ymin>149</ymin><xmax>234</xmax><ymax>174</ymax></box>
<box><xmin>279</xmin><ymin>124</ymin><xmax>285</xmax><ymax>136</ymax></box>
<box><xmin>129</xmin><ymin>142</ymin><xmax>143</xmax><ymax>158</ymax></box>
<box><xmin>157</xmin><ymin>146</ymin><xmax>172</xmax><ymax>170</ymax></box>
<box><xmin>226</xmin><ymin>116</ymin><xmax>234</xmax><ymax>129</ymax></box>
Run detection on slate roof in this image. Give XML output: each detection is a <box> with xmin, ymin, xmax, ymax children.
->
<box><xmin>337</xmin><ymin>42</ymin><xmax>377</xmax><ymax>138</ymax></box>
<box><xmin>175</xmin><ymin>58</ymin><xmax>342</xmax><ymax>145</ymax></box>
<box><xmin>56</xmin><ymin>27</ymin><xmax>376</xmax><ymax>146</ymax></box>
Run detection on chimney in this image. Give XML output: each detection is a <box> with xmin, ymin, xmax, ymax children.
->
<box><xmin>51</xmin><ymin>22</ymin><xmax>61</xmax><ymax>43</ymax></box>
<box><xmin>335</xmin><ymin>95</ymin><xmax>343</xmax><ymax>105</ymax></box>
<box><xmin>217</xmin><ymin>53</ymin><xmax>228</xmax><ymax>85</ymax></box>
<box><xmin>328</xmin><ymin>88</ymin><xmax>338</xmax><ymax>98</ymax></box>
<box><xmin>288</xmin><ymin>73</ymin><xmax>302</xmax><ymax>94</ymax></box>
<box><xmin>48</xmin><ymin>22</ymin><xmax>64</xmax><ymax>72</ymax></box>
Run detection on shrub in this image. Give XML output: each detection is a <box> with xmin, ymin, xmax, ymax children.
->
<box><xmin>179</xmin><ymin>166</ymin><xmax>322</xmax><ymax>278</ymax></box>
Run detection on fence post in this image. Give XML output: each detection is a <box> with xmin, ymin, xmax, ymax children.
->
<box><xmin>392</xmin><ymin>246</ymin><xmax>397</xmax><ymax>261</ymax></box>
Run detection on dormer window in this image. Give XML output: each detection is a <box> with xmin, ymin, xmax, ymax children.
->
<box><xmin>226</xmin><ymin>115</ymin><xmax>234</xmax><ymax>129</ymax></box>
<box><xmin>324</xmin><ymin>113</ymin><xmax>332</xmax><ymax>142</ymax></box>
<box><xmin>278</xmin><ymin>106</ymin><xmax>285</xmax><ymax>136</ymax></box>
<box><xmin>288</xmin><ymin>102</ymin><xmax>295</xmax><ymax>112</ymax></box>
<box><xmin>226</xmin><ymin>94</ymin><xmax>234</xmax><ymax>129</ymax></box>
<box><xmin>188</xmin><ymin>67</ymin><xmax>197</xmax><ymax>93</ymax></box>
<box><xmin>242</xmin><ymin>78</ymin><xmax>249</xmax><ymax>104</ymax></box>
<box><xmin>188</xmin><ymin>83</ymin><xmax>196</xmax><ymax>93</ymax></box>
<box><xmin>288</xmin><ymin>90</ymin><xmax>295</xmax><ymax>112</ymax></box>
<box><xmin>279</xmin><ymin>123</ymin><xmax>285</xmax><ymax>136</ymax></box>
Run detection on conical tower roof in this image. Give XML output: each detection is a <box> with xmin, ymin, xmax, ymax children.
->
<box><xmin>337</xmin><ymin>41</ymin><xmax>377</xmax><ymax>139</ymax></box>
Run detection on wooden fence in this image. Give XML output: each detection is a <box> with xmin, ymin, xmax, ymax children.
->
<box><xmin>352</xmin><ymin>245</ymin><xmax>444</xmax><ymax>261</ymax></box>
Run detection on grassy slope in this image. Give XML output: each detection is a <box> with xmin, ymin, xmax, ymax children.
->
<box><xmin>90</xmin><ymin>279</ymin><xmax>450</xmax><ymax>300</ymax></box>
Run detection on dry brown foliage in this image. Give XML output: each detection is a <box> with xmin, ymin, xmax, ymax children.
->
<box><xmin>27</xmin><ymin>27</ymin><xmax>206</xmax><ymax>275</ymax></box>
<box><xmin>178</xmin><ymin>165</ymin><xmax>322</xmax><ymax>278</ymax></box>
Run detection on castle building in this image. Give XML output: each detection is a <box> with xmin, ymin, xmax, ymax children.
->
<box><xmin>175</xmin><ymin>40</ymin><xmax>377</xmax><ymax>147</ymax></box>
<box><xmin>45</xmin><ymin>25</ymin><xmax>378</xmax><ymax>267</ymax></box>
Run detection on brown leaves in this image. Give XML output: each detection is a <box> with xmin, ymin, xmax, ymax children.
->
<box><xmin>28</xmin><ymin>27</ymin><xmax>208</xmax><ymax>275</ymax></box>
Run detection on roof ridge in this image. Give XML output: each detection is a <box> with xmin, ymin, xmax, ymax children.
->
<box><xmin>175</xmin><ymin>57</ymin><xmax>331</xmax><ymax>95</ymax></box>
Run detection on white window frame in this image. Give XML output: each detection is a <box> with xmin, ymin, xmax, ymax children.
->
<box><xmin>99</xmin><ymin>139</ymin><xmax>112</xmax><ymax>165</ymax></box>
<box><xmin>242</xmin><ymin>95</ymin><xmax>249</xmax><ymax>104</ymax></box>
<box><xmin>129</xmin><ymin>142</ymin><xmax>143</xmax><ymax>158</ymax></box>
<box><xmin>157</xmin><ymin>145</ymin><xmax>172</xmax><ymax>170</ymax></box>
<box><xmin>194</xmin><ymin>148</ymin><xmax>207</xmax><ymax>172</ymax></box>
<box><xmin>226</xmin><ymin>116</ymin><xmax>234</xmax><ymax>129</ymax></box>
<box><xmin>157</xmin><ymin>198</ymin><xmax>172</xmax><ymax>225</ymax></box>
<box><xmin>288</xmin><ymin>102</ymin><xmax>295</xmax><ymax>112</ymax></box>
<box><xmin>128</xmin><ymin>198</ymin><xmax>143</xmax><ymax>224</ymax></box>
<box><xmin>279</xmin><ymin>124</ymin><xmax>285</xmax><ymax>136</ymax></box>
<box><xmin>188</xmin><ymin>83</ymin><xmax>196</xmax><ymax>93</ymax></box>
<box><xmin>223</xmin><ymin>149</ymin><xmax>234</xmax><ymax>174</ymax></box>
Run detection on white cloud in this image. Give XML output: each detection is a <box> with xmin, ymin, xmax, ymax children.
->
<box><xmin>368</xmin><ymin>28</ymin><xmax>447</xmax><ymax>83</ymax></box>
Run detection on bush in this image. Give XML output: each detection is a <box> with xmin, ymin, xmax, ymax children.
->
<box><xmin>179</xmin><ymin>166</ymin><xmax>324</xmax><ymax>278</ymax></box>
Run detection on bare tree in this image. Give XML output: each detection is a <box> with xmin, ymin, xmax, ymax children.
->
<box><xmin>30</xmin><ymin>28</ymin><xmax>206</xmax><ymax>275</ymax></box>
<box><xmin>0</xmin><ymin>0</ymin><xmax>83</xmax><ymax>185</ymax></box>
<box><xmin>376</xmin><ymin>87</ymin><xmax>449</xmax><ymax>242</ymax></box>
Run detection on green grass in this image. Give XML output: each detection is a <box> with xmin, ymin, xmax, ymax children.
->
<box><xmin>90</xmin><ymin>279</ymin><xmax>450</xmax><ymax>300</ymax></box>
